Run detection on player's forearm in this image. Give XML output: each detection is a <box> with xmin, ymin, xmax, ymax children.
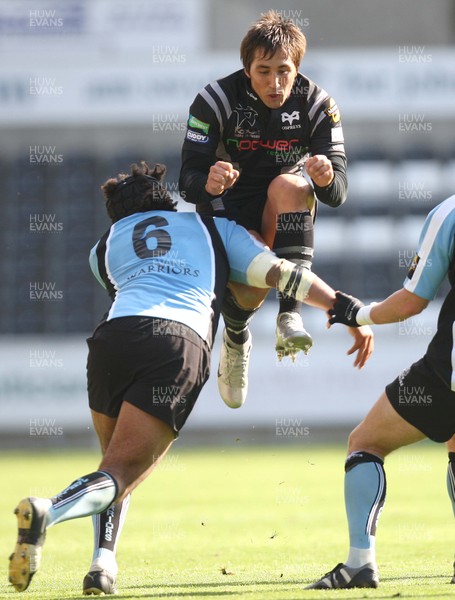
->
<box><xmin>303</xmin><ymin>275</ymin><xmax>337</xmax><ymax>310</ymax></box>
<box><xmin>179</xmin><ymin>152</ymin><xmax>217</xmax><ymax>205</ymax></box>
<box><xmin>365</xmin><ymin>288</ymin><xmax>429</xmax><ymax>324</ymax></box>
<box><xmin>330</xmin><ymin>288</ymin><xmax>430</xmax><ymax>328</ymax></box>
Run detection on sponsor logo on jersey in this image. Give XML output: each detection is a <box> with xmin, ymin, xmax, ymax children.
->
<box><xmin>188</xmin><ymin>114</ymin><xmax>210</xmax><ymax>134</ymax></box>
<box><xmin>186</xmin><ymin>130</ymin><xmax>209</xmax><ymax>143</ymax></box>
<box><xmin>324</xmin><ymin>98</ymin><xmax>341</xmax><ymax>124</ymax></box>
<box><xmin>233</xmin><ymin>104</ymin><xmax>259</xmax><ymax>137</ymax></box>
<box><xmin>127</xmin><ymin>262</ymin><xmax>200</xmax><ymax>279</ymax></box>
<box><xmin>281</xmin><ymin>111</ymin><xmax>300</xmax><ymax>125</ymax></box>
<box><xmin>226</xmin><ymin>138</ymin><xmax>300</xmax><ymax>152</ymax></box>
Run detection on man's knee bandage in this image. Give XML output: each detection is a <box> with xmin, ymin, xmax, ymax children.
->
<box><xmin>277</xmin><ymin>261</ymin><xmax>315</xmax><ymax>301</ymax></box>
<box><xmin>245</xmin><ymin>253</ymin><xmax>315</xmax><ymax>301</ymax></box>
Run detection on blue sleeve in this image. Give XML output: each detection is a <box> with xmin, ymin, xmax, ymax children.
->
<box><xmin>214</xmin><ymin>218</ymin><xmax>269</xmax><ymax>283</ymax></box>
<box><xmin>404</xmin><ymin>197</ymin><xmax>455</xmax><ymax>300</ymax></box>
<box><xmin>89</xmin><ymin>242</ymin><xmax>107</xmax><ymax>289</ymax></box>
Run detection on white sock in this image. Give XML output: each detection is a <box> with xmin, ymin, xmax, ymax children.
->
<box><xmin>90</xmin><ymin>550</ymin><xmax>118</xmax><ymax>576</ymax></box>
<box><xmin>345</xmin><ymin>539</ymin><xmax>376</xmax><ymax>569</ymax></box>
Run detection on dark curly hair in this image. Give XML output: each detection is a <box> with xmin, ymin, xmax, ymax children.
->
<box><xmin>101</xmin><ymin>161</ymin><xmax>177</xmax><ymax>222</ymax></box>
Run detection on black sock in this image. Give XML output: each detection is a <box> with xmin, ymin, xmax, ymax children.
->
<box><xmin>92</xmin><ymin>494</ymin><xmax>131</xmax><ymax>556</ymax></box>
<box><xmin>221</xmin><ymin>288</ymin><xmax>259</xmax><ymax>345</ymax></box>
<box><xmin>273</xmin><ymin>211</ymin><xmax>313</xmax><ymax>314</ymax></box>
<box><xmin>447</xmin><ymin>453</ymin><xmax>455</xmax><ymax>517</ymax></box>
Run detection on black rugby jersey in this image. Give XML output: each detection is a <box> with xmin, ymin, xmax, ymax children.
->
<box><xmin>179</xmin><ymin>69</ymin><xmax>347</xmax><ymax>210</ymax></box>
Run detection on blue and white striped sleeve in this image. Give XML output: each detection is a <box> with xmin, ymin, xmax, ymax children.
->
<box><xmin>89</xmin><ymin>242</ymin><xmax>107</xmax><ymax>289</ymax></box>
<box><xmin>404</xmin><ymin>196</ymin><xmax>455</xmax><ymax>300</ymax></box>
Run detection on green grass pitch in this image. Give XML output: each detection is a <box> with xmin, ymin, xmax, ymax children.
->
<box><xmin>0</xmin><ymin>442</ymin><xmax>453</xmax><ymax>599</ymax></box>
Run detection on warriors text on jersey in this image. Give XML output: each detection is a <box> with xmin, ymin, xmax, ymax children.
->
<box><xmin>89</xmin><ymin>211</ymin><xmax>268</xmax><ymax>346</ymax></box>
<box><xmin>179</xmin><ymin>69</ymin><xmax>347</xmax><ymax>209</ymax></box>
<box><xmin>404</xmin><ymin>195</ymin><xmax>455</xmax><ymax>390</ymax></box>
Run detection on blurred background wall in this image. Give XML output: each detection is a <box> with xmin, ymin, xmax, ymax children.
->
<box><xmin>0</xmin><ymin>0</ymin><xmax>453</xmax><ymax>447</ymax></box>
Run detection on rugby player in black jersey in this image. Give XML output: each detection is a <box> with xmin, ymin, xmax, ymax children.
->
<box><xmin>180</xmin><ymin>10</ymin><xmax>348</xmax><ymax>408</ymax></box>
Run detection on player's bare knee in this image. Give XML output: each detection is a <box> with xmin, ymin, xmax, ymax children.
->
<box><xmin>347</xmin><ymin>426</ymin><xmax>383</xmax><ymax>457</ymax></box>
<box><xmin>347</xmin><ymin>427</ymin><xmax>361</xmax><ymax>454</ymax></box>
<box><xmin>228</xmin><ymin>283</ymin><xmax>268</xmax><ymax>309</ymax></box>
<box><xmin>267</xmin><ymin>174</ymin><xmax>313</xmax><ymax>212</ymax></box>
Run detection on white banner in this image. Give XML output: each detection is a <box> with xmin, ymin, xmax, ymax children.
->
<box><xmin>1</xmin><ymin>48</ymin><xmax>454</xmax><ymax>126</ymax></box>
<box><xmin>0</xmin><ymin>335</ymin><xmax>90</xmax><ymax>432</ymax></box>
<box><xmin>0</xmin><ymin>302</ymin><xmax>438</xmax><ymax>434</ymax></box>
<box><xmin>0</xmin><ymin>0</ymin><xmax>207</xmax><ymax>50</ymax></box>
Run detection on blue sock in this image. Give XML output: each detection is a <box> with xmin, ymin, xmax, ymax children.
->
<box><xmin>344</xmin><ymin>452</ymin><xmax>386</xmax><ymax>567</ymax></box>
<box><xmin>47</xmin><ymin>471</ymin><xmax>118</xmax><ymax>527</ymax></box>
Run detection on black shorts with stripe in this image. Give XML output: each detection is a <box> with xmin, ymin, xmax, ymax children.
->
<box><xmin>87</xmin><ymin>316</ymin><xmax>211</xmax><ymax>436</ymax></box>
<box><xmin>197</xmin><ymin>175</ymin><xmax>317</xmax><ymax>233</ymax></box>
<box><xmin>386</xmin><ymin>356</ymin><xmax>455</xmax><ymax>443</ymax></box>
<box><xmin>197</xmin><ymin>180</ymin><xmax>270</xmax><ymax>233</ymax></box>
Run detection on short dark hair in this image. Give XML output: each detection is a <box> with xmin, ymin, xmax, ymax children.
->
<box><xmin>240</xmin><ymin>10</ymin><xmax>306</xmax><ymax>72</ymax></box>
<box><xmin>101</xmin><ymin>161</ymin><xmax>177</xmax><ymax>222</ymax></box>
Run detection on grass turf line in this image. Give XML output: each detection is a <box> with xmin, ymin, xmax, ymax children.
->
<box><xmin>0</xmin><ymin>443</ymin><xmax>453</xmax><ymax>599</ymax></box>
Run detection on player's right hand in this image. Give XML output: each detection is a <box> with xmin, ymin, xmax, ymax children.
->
<box><xmin>328</xmin><ymin>291</ymin><xmax>364</xmax><ymax>327</ymax></box>
<box><xmin>205</xmin><ymin>161</ymin><xmax>240</xmax><ymax>196</ymax></box>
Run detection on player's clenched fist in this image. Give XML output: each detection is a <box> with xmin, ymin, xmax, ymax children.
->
<box><xmin>205</xmin><ymin>161</ymin><xmax>240</xmax><ymax>196</ymax></box>
<box><xmin>306</xmin><ymin>154</ymin><xmax>334</xmax><ymax>188</ymax></box>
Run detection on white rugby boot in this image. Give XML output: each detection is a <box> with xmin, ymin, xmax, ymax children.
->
<box><xmin>217</xmin><ymin>329</ymin><xmax>252</xmax><ymax>408</ymax></box>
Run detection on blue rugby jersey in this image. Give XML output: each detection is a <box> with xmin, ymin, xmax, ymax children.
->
<box><xmin>404</xmin><ymin>195</ymin><xmax>455</xmax><ymax>390</ymax></box>
<box><xmin>89</xmin><ymin>211</ymin><xmax>268</xmax><ymax>346</ymax></box>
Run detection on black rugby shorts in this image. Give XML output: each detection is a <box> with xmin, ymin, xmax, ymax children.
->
<box><xmin>197</xmin><ymin>173</ymin><xmax>316</xmax><ymax>233</ymax></box>
<box><xmin>386</xmin><ymin>356</ymin><xmax>455</xmax><ymax>443</ymax></box>
<box><xmin>87</xmin><ymin>317</ymin><xmax>211</xmax><ymax>435</ymax></box>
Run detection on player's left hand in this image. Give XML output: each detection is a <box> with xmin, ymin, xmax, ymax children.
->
<box><xmin>346</xmin><ymin>325</ymin><xmax>374</xmax><ymax>369</ymax></box>
<box><xmin>305</xmin><ymin>155</ymin><xmax>334</xmax><ymax>187</ymax></box>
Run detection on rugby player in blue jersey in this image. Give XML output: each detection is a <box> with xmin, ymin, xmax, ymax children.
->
<box><xmin>8</xmin><ymin>162</ymin><xmax>372</xmax><ymax>595</ymax></box>
<box><xmin>307</xmin><ymin>195</ymin><xmax>455</xmax><ymax>589</ymax></box>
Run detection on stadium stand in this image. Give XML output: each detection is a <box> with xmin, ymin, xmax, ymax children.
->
<box><xmin>2</xmin><ymin>146</ymin><xmax>450</xmax><ymax>334</ymax></box>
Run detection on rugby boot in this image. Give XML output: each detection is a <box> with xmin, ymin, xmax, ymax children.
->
<box><xmin>275</xmin><ymin>311</ymin><xmax>313</xmax><ymax>361</ymax></box>
<box><xmin>9</xmin><ymin>497</ymin><xmax>49</xmax><ymax>592</ymax></box>
<box><xmin>217</xmin><ymin>328</ymin><xmax>252</xmax><ymax>408</ymax></box>
<box><xmin>306</xmin><ymin>562</ymin><xmax>379</xmax><ymax>589</ymax></box>
<box><xmin>83</xmin><ymin>569</ymin><xmax>117</xmax><ymax>595</ymax></box>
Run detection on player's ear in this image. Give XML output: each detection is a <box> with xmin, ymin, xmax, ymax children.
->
<box><xmin>244</xmin><ymin>67</ymin><xmax>251</xmax><ymax>79</ymax></box>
